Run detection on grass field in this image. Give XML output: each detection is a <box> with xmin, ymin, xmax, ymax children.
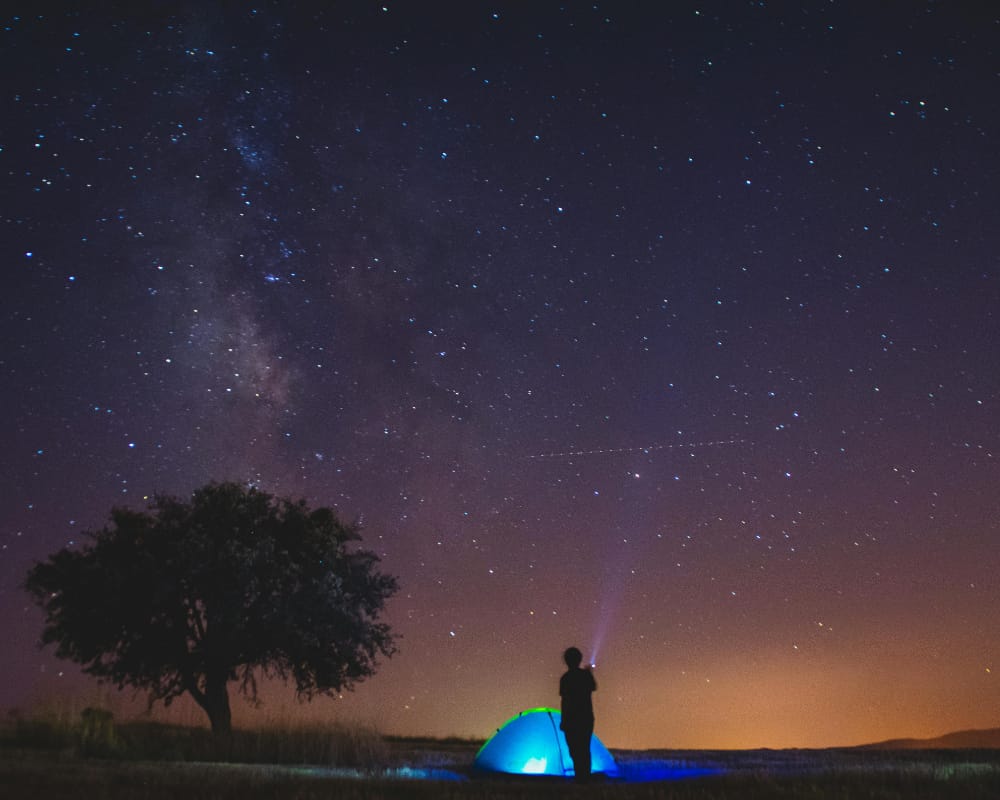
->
<box><xmin>4</xmin><ymin>710</ymin><xmax>1000</xmax><ymax>799</ymax></box>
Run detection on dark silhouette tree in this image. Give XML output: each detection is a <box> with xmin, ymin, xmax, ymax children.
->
<box><xmin>24</xmin><ymin>482</ymin><xmax>398</xmax><ymax>735</ymax></box>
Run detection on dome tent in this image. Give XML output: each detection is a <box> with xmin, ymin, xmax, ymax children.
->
<box><xmin>474</xmin><ymin>707</ymin><xmax>619</xmax><ymax>777</ymax></box>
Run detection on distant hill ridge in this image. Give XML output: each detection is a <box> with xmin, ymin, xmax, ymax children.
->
<box><xmin>861</xmin><ymin>728</ymin><xmax>1000</xmax><ymax>750</ymax></box>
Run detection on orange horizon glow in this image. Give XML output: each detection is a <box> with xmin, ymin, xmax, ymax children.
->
<box><xmin>20</xmin><ymin>627</ymin><xmax>999</xmax><ymax>752</ymax></box>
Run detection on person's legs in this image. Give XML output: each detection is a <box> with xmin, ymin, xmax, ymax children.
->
<box><xmin>579</xmin><ymin>727</ymin><xmax>592</xmax><ymax>778</ymax></box>
<box><xmin>566</xmin><ymin>727</ymin><xmax>592</xmax><ymax>779</ymax></box>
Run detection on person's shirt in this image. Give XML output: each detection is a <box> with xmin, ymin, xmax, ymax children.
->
<box><xmin>559</xmin><ymin>667</ymin><xmax>597</xmax><ymax>724</ymax></box>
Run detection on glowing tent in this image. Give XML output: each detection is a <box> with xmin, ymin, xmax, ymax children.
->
<box><xmin>474</xmin><ymin>707</ymin><xmax>619</xmax><ymax>777</ymax></box>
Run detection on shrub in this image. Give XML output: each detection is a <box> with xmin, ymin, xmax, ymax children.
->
<box><xmin>78</xmin><ymin>707</ymin><xmax>121</xmax><ymax>757</ymax></box>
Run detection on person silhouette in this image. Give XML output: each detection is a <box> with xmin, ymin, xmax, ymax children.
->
<box><xmin>559</xmin><ymin>646</ymin><xmax>597</xmax><ymax>780</ymax></box>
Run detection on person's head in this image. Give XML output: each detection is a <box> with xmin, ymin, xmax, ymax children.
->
<box><xmin>563</xmin><ymin>646</ymin><xmax>583</xmax><ymax>668</ymax></box>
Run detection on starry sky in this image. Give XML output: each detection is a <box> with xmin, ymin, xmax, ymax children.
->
<box><xmin>2</xmin><ymin>2</ymin><xmax>999</xmax><ymax>750</ymax></box>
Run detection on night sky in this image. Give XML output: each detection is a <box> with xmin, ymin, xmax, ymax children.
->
<box><xmin>3</xmin><ymin>2</ymin><xmax>999</xmax><ymax>750</ymax></box>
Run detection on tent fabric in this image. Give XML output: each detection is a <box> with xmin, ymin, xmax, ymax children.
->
<box><xmin>474</xmin><ymin>707</ymin><xmax>619</xmax><ymax>777</ymax></box>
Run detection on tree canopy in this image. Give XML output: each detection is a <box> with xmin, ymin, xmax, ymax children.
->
<box><xmin>25</xmin><ymin>482</ymin><xmax>399</xmax><ymax>734</ymax></box>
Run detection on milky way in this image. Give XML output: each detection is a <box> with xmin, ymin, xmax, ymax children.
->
<box><xmin>2</xmin><ymin>3</ymin><xmax>998</xmax><ymax>748</ymax></box>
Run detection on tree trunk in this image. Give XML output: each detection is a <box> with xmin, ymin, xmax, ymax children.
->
<box><xmin>188</xmin><ymin>672</ymin><xmax>233</xmax><ymax>737</ymax></box>
<box><xmin>204</xmin><ymin>676</ymin><xmax>232</xmax><ymax>736</ymax></box>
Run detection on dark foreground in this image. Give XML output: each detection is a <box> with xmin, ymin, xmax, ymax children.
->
<box><xmin>4</xmin><ymin>744</ymin><xmax>1000</xmax><ymax>800</ymax></box>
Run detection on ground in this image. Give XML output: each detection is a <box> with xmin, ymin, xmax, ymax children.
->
<box><xmin>4</xmin><ymin>740</ymin><xmax>1000</xmax><ymax>799</ymax></box>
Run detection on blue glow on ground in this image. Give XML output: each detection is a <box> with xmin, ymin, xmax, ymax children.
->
<box><xmin>289</xmin><ymin>766</ymin><xmax>467</xmax><ymax>782</ymax></box>
<box><xmin>299</xmin><ymin>761</ymin><xmax>721</xmax><ymax>783</ymax></box>
<box><xmin>614</xmin><ymin>760</ymin><xmax>724</xmax><ymax>782</ymax></box>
